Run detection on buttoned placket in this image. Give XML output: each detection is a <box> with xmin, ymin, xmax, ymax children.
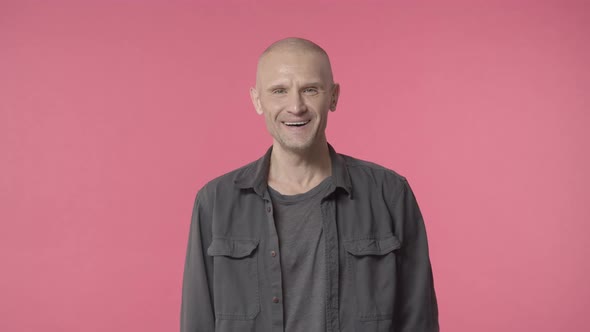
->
<box><xmin>321</xmin><ymin>189</ymin><xmax>341</xmax><ymax>332</ymax></box>
<box><xmin>263</xmin><ymin>190</ymin><xmax>285</xmax><ymax>332</ymax></box>
<box><xmin>261</xmin><ymin>185</ymin><xmax>342</xmax><ymax>332</ymax></box>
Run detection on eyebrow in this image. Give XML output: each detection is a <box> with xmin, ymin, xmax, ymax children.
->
<box><xmin>266</xmin><ymin>81</ymin><xmax>327</xmax><ymax>91</ymax></box>
<box><xmin>302</xmin><ymin>82</ymin><xmax>326</xmax><ymax>88</ymax></box>
<box><xmin>266</xmin><ymin>83</ymin><xmax>288</xmax><ymax>91</ymax></box>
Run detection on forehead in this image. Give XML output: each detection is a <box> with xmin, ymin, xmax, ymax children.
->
<box><xmin>256</xmin><ymin>50</ymin><xmax>333</xmax><ymax>85</ymax></box>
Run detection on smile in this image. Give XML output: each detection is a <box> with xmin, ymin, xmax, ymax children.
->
<box><xmin>283</xmin><ymin>120</ymin><xmax>310</xmax><ymax>127</ymax></box>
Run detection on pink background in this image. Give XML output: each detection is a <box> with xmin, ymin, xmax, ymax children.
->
<box><xmin>1</xmin><ymin>0</ymin><xmax>589</xmax><ymax>331</ymax></box>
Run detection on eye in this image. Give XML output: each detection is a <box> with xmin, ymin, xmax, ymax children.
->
<box><xmin>272</xmin><ymin>88</ymin><xmax>287</xmax><ymax>94</ymax></box>
<box><xmin>303</xmin><ymin>87</ymin><xmax>319</xmax><ymax>95</ymax></box>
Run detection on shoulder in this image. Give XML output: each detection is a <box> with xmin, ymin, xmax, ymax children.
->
<box><xmin>196</xmin><ymin>160</ymin><xmax>257</xmax><ymax>199</ymax></box>
<box><xmin>340</xmin><ymin>153</ymin><xmax>406</xmax><ymax>180</ymax></box>
<box><xmin>338</xmin><ymin>153</ymin><xmax>409</xmax><ymax>191</ymax></box>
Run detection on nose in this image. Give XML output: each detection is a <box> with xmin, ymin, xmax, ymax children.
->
<box><xmin>287</xmin><ymin>91</ymin><xmax>307</xmax><ymax>115</ymax></box>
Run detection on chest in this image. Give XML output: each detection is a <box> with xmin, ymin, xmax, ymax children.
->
<box><xmin>209</xmin><ymin>190</ymin><xmax>396</xmax><ymax>243</ymax></box>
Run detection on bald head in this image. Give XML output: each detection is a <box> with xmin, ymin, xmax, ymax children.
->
<box><xmin>256</xmin><ymin>37</ymin><xmax>334</xmax><ymax>87</ymax></box>
<box><xmin>259</xmin><ymin>37</ymin><xmax>330</xmax><ymax>61</ymax></box>
<box><xmin>249</xmin><ymin>37</ymin><xmax>340</xmax><ymax>152</ymax></box>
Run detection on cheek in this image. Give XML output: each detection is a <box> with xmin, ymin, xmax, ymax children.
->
<box><xmin>265</xmin><ymin>110</ymin><xmax>279</xmax><ymax>122</ymax></box>
<box><xmin>260</xmin><ymin>101</ymin><xmax>283</xmax><ymax>118</ymax></box>
<box><xmin>309</xmin><ymin>96</ymin><xmax>330</xmax><ymax>110</ymax></box>
<box><xmin>261</xmin><ymin>95</ymin><xmax>284</xmax><ymax>107</ymax></box>
<box><xmin>263</xmin><ymin>112</ymin><xmax>278</xmax><ymax>128</ymax></box>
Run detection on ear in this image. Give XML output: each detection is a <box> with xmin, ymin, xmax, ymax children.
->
<box><xmin>250</xmin><ymin>87</ymin><xmax>263</xmax><ymax>115</ymax></box>
<box><xmin>329</xmin><ymin>83</ymin><xmax>340</xmax><ymax>112</ymax></box>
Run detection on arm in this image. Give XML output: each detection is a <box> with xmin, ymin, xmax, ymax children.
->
<box><xmin>180</xmin><ymin>190</ymin><xmax>215</xmax><ymax>332</ymax></box>
<box><xmin>391</xmin><ymin>179</ymin><xmax>439</xmax><ymax>332</ymax></box>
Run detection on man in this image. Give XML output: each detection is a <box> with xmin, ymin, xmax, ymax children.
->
<box><xmin>181</xmin><ymin>37</ymin><xmax>439</xmax><ymax>332</ymax></box>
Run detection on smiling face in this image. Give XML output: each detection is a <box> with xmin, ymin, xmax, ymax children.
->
<box><xmin>250</xmin><ymin>47</ymin><xmax>339</xmax><ymax>153</ymax></box>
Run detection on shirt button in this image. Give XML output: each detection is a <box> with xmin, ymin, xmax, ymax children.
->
<box><xmin>266</xmin><ymin>206</ymin><xmax>271</xmax><ymax>213</ymax></box>
<box><xmin>272</xmin><ymin>296</ymin><xmax>280</xmax><ymax>303</ymax></box>
<box><xmin>270</xmin><ymin>250</ymin><xmax>276</xmax><ymax>257</ymax></box>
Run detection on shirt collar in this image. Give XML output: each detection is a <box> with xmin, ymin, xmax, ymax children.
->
<box><xmin>234</xmin><ymin>143</ymin><xmax>352</xmax><ymax>198</ymax></box>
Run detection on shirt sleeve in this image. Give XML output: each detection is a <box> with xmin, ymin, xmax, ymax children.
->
<box><xmin>180</xmin><ymin>190</ymin><xmax>215</xmax><ymax>332</ymax></box>
<box><xmin>391</xmin><ymin>179</ymin><xmax>439</xmax><ymax>332</ymax></box>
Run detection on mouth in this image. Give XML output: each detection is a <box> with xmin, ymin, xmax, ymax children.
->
<box><xmin>282</xmin><ymin>120</ymin><xmax>311</xmax><ymax>127</ymax></box>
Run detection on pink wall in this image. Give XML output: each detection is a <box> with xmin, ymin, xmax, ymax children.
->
<box><xmin>1</xmin><ymin>0</ymin><xmax>589</xmax><ymax>331</ymax></box>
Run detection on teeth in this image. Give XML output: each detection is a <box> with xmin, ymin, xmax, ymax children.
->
<box><xmin>284</xmin><ymin>121</ymin><xmax>309</xmax><ymax>126</ymax></box>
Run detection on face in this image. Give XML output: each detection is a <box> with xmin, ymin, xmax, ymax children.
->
<box><xmin>250</xmin><ymin>50</ymin><xmax>339</xmax><ymax>153</ymax></box>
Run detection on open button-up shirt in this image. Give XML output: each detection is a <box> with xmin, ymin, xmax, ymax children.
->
<box><xmin>181</xmin><ymin>144</ymin><xmax>439</xmax><ymax>332</ymax></box>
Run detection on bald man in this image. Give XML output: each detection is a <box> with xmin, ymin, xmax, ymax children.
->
<box><xmin>181</xmin><ymin>38</ymin><xmax>439</xmax><ymax>332</ymax></box>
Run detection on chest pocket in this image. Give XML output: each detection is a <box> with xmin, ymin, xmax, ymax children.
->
<box><xmin>207</xmin><ymin>238</ymin><xmax>260</xmax><ymax>320</ymax></box>
<box><xmin>344</xmin><ymin>233</ymin><xmax>401</xmax><ymax>322</ymax></box>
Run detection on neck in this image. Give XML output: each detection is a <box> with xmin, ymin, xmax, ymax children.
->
<box><xmin>268</xmin><ymin>140</ymin><xmax>332</xmax><ymax>195</ymax></box>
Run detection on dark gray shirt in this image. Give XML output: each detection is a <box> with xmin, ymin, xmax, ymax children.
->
<box><xmin>269</xmin><ymin>177</ymin><xmax>333</xmax><ymax>331</ymax></box>
<box><xmin>181</xmin><ymin>144</ymin><xmax>439</xmax><ymax>332</ymax></box>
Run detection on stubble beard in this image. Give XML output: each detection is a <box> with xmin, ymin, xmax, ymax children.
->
<box><xmin>274</xmin><ymin>123</ymin><xmax>328</xmax><ymax>154</ymax></box>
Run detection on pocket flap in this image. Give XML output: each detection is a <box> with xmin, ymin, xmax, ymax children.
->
<box><xmin>344</xmin><ymin>234</ymin><xmax>401</xmax><ymax>256</ymax></box>
<box><xmin>207</xmin><ymin>238</ymin><xmax>259</xmax><ymax>258</ymax></box>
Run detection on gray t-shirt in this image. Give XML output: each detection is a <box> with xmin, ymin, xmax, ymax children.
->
<box><xmin>268</xmin><ymin>177</ymin><xmax>333</xmax><ymax>332</ymax></box>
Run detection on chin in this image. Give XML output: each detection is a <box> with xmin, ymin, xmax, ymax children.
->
<box><xmin>278</xmin><ymin>139</ymin><xmax>318</xmax><ymax>153</ymax></box>
<box><xmin>272</xmin><ymin>130</ymin><xmax>325</xmax><ymax>153</ymax></box>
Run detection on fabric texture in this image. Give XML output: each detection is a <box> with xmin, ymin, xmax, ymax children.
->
<box><xmin>181</xmin><ymin>144</ymin><xmax>439</xmax><ymax>332</ymax></box>
<box><xmin>268</xmin><ymin>177</ymin><xmax>333</xmax><ymax>332</ymax></box>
